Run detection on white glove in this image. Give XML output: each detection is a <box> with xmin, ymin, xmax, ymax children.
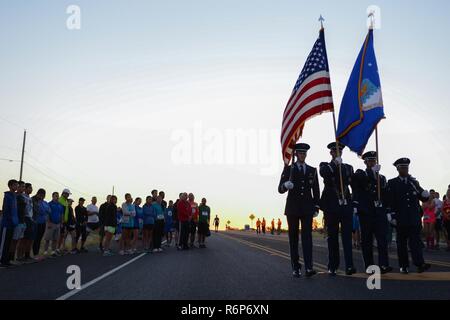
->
<box><xmin>353</xmin><ymin>207</ymin><xmax>358</xmax><ymax>214</ymax></box>
<box><xmin>334</xmin><ymin>157</ymin><xmax>343</xmax><ymax>165</ymax></box>
<box><xmin>387</xmin><ymin>213</ymin><xmax>397</xmax><ymax>226</ymax></box>
<box><xmin>372</xmin><ymin>164</ymin><xmax>381</xmax><ymax>173</ymax></box>
<box><xmin>284</xmin><ymin>181</ymin><xmax>294</xmax><ymax>190</ymax></box>
<box><xmin>422</xmin><ymin>190</ymin><xmax>430</xmax><ymax>198</ymax></box>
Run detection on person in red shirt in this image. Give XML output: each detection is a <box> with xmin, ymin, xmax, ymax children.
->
<box><xmin>271</xmin><ymin>219</ymin><xmax>275</xmax><ymax>235</ymax></box>
<box><xmin>277</xmin><ymin>218</ymin><xmax>282</xmax><ymax>235</ymax></box>
<box><xmin>188</xmin><ymin>193</ymin><xmax>199</xmax><ymax>248</ymax></box>
<box><xmin>177</xmin><ymin>193</ymin><xmax>191</xmax><ymax>250</ymax></box>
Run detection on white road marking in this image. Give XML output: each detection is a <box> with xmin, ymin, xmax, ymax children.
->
<box><xmin>56</xmin><ymin>240</ymin><xmax>168</xmax><ymax>300</ymax></box>
<box><xmin>56</xmin><ymin>253</ymin><xmax>147</xmax><ymax>300</ymax></box>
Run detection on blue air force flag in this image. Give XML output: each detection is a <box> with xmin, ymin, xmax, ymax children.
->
<box><xmin>336</xmin><ymin>29</ymin><xmax>384</xmax><ymax>156</ymax></box>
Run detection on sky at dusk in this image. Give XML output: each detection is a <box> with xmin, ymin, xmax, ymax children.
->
<box><xmin>1</xmin><ymin>0</ymin><xmax>449</xmax><ymax>228</ymax></box>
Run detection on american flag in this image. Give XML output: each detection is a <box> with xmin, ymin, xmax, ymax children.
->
<box><xmin>281</xmin><ymin>29</ymin><xmax>334</xmax><ymax>165</ymax></box>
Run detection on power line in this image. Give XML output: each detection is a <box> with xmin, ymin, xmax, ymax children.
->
<box><xmin>0</xmin><ymin>157</ymin><xmax>19</xmax><ymax>162</ymax></box>
<box><xmin>0</xmin><ymin>115</ymin><xmax>24</xmax><ymax>130</ymax></box>
<box><xmin>24</xmin><ymin>161</ymin><xmax>90</xmax><ymax>198</ymax></box>
<box><xmin>26</xmin><ymin>132</ymin><xmax>92</xmax><ymax>177</ymax></box>
<box><xmin>25</xmin><ymin>151</ymin><xmax>90</xmax><ymax>193</ymax></box>
<box><xmin>0</xmin><ymin>115</ymin><xmax>90</xmax><ymax>177</ymax></box>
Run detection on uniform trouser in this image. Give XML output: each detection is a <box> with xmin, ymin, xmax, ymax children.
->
<box><xmin>287</xmin><ymin>215</ymin><xmax>313</xmax><ymax>270</ymax></box>
<box><xmin>359</xmin><ymin>213</ymin><xmax>389</xmax><ymax>269</ymax></box>
<box><xmin>325</xmin><ymin>206</ymin><xmax>354</xmax><ymax>271</ymax></box>
<box><xmin>179</xmin><ymin>221</ymin><xmax>190</xmax><ymax>248</ymax></box>
<box><xmin>33</xmin><ymin>223</ymin><xmax>46</xmax><ymax>256</ymax></box>
<box><xmin>0</xmin><ymin>227</ymin><xmax>14</xmax><ymax>265</ymax></box>
<box><xmin>396</xmin><ymin>225</ymin><xmax>425</xmax><ymax>268</ymax></box>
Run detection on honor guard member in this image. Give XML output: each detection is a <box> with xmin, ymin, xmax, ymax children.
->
<box><xmin>319</xmin><ymin>142</ymin><xmax>356</xmax><ymax>276</ymax></box>
<box><xmin>386</xmin><ymin>158</ymin><xmax>431</xmax><ymax>274</ymax></box>
<box><xmin>278</xmin><ymin>143</ymin><xmax>320</xmax><ymax>278</ymax></box>
<box><xmin>352</xmin><ymin>151</ymin><xmax>392</xmax><ymax>274</ymax></box>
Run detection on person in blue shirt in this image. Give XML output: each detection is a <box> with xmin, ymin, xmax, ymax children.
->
<box><xmin>0</xmin><ymin>180</ymin><xmax>19</xmax><ymax>268</ymax></box>
<box><xmin>43</xmin><ymin>192</ymin><xmax>64</xmax><ymax>256</ymax></box>
<box><xmin>120</xmin><ymin>193</ymin><xmax>136</xmax><ymax>255</ymax></box>
<box><xmin>132</xmin><ymin>197</ymin><xmax>143</xmax><ymax>253</ymax></box>
<box><xmin>32</xmin><ymin>188</ymin><xmax>49</xmax><ymax>257</ymax></box>
<box><xmin>164</xmin><ymin>201</ymin><xmax>174</xmax><ymax>247</ymax></box>
<box><xmin>142</xmin><ymin>196</ymin><xmax>155</xmax><ymax>252</ymax></box>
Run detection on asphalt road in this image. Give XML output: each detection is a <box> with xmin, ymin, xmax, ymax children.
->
<box><xmin>1</xmin><ymin>231</ymin><xmax>450</xmax><ymax>300</ymax></box>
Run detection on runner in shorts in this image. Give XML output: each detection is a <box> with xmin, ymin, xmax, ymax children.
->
<box><xmin>103</xmin><ymin>196</ymin><xmax>118</xmax><ymax>256</ymax></box>
<box><xmin>142</xmin><ymin>196</ymin><xmax>155</xmax><ymax>252</ymax></box>
<box><xmin>173</xmin><ymin>193</ymin><xmax>182</xmax><ymax>247</ymax></box>
<box><xmin>86</xmin><ymin>196</ymin><xmax>100</xmax><ymax>233</ymax></box>
<box><xmin>10</xmin><ymin>181</ymin><xmax>26</xmax><ymax>265</ymax></box>
<box><xmin>43</xmin><ymin>192</ymin><xmax>64</xmax><ymax>257</ymax></box>
<box><xmin>132</xmin><ymin>197</ymin><xmax>143</xmax><ymax>253</ymax></box>
<box><xmin>19</xmin><ymin>183</ymin><xmax>36</xmax><ymax>263</ymax></box>
<box><xmin>197</xmin><ymin>198</ymin><xmax>210</xmax><ymax>248</ymax></box>
<box><xmin>75</xmin><ymin>198</ymin><xmax>88</xmax><ymax>253</ymax></box>
<box><xmin>59</xmin><ymin>197</ymin><xmax>77</xmax><ymax>254</ymax></box>
<box><xmin>164</xmin><ymin>201</ymin><xmax>174</xmax><ymax>246</ymax></box>
<box><xmin>98</xmin><ymin>195</ymin><xmax>111</xmax><ymax>252</ymax></box>
<box><xmin>188</xmin><ymin>193</ymin><xmax>199</xmax><ymax>248</ymax></box>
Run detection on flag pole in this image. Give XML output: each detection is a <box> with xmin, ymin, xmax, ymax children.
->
<box><xmin>289</xmin><ymin>149</ymin><xmax>296</xmax><ymax>182</ymax></box>
<box><xmin>332</xmin><ymin>112</ymin><xmax>346</xmax><ymax>204</ymax></box>
<box><xmin>375</xmin><ymin>126</ymin><xmax>382</xmax><ymax>203</ymax></box>
<box><xmin>368</xmin><ymin>11</ymin><xmax>381</xmax><ymax>204</ymax></box>
<box><xmin>368</xmin><ymin>11</ymin><xmax>382</xmax><ymax>204</ymax></box>
<box><xmin>320</xmin><ymin>14</ymin><xmax>346</xmax><ymax>204</ymax></box>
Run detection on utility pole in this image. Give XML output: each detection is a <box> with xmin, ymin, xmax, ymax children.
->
<box><xmin>19</xmin><ymin>130</ymin><xmax>27</xmax><ymax>181</ymax></box>
<box><xmin>112</xmin><ymin>186</ymin><xmax>115</xmax><ymax>196</ymax></box>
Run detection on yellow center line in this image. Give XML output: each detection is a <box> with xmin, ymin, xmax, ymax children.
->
<box><xmin>219</xmin><ymin>232</ymin><xmax>329</xmax><ymax>272</ymax></box>
<box><xmin>219</xmin><ymin>232</ymin><xmax>450</xmax><ymax>281</ymax></box>
<box><xmin>226</xmin><ymin>231</ymin><xmax>450</xmax><ymax>268</ymax></box>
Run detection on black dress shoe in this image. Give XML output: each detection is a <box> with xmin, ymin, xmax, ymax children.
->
<box><xmin>400</xmin><ymin>267</ymin><xmax>409</xmax><ymax>274</ymax></box>
<box><xmin>417</xmin><ymin>263</ymin><xmax>431</xmax><ymax>273</ymax></box>
<box><xmin>345</xmin><ymin>267</ymin><xmax>356</xmax><ymax>275</ymax></box>
<box><xmin>380</xmin><ymin>266</ymin><xmax>393</xmax><ymax>274</ymax></box>
<box><xmin>328</xmin><ymin>269</ymin><xmax>337</xmax><ymax>277</ymax></box>
<box><xmin>305</xmin><ymin>269</ymin><xmax>317</xmax><ymax>278</ymax></box>
<box><xmin>292</xmin><ymin>269</ymin><xmax>301</xmax><ymax>278</ymax></box>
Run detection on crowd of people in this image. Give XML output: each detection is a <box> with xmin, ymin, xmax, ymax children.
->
<box><xmin>255</xmin><ymin>218</ymin><xmax>283</xmax><ymax>235</ymax></box>
<box><xmin>0</xmin><ymin>180</ymin><xmax>219</xmax><ymax>268</ymax></box>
